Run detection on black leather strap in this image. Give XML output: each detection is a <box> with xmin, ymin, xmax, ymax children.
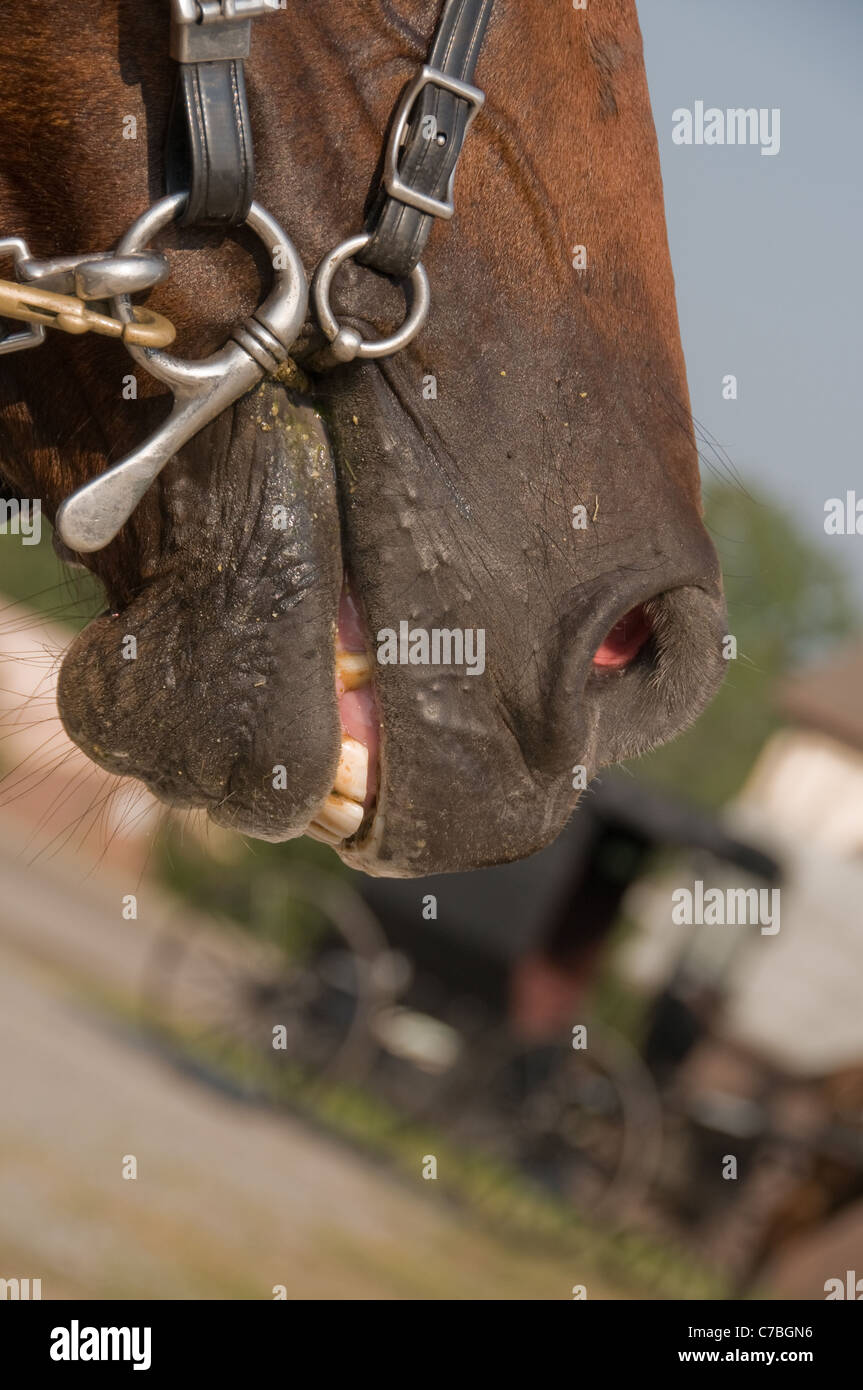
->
<box><xmin>358</xmin><ymin>0</ymin><xmax>494</xmax><ymax>279</ymax></box>
<box><xmin>165</xmin><ymin>58</ymin><xmax>255</xmax><ymax>228</ymax></box>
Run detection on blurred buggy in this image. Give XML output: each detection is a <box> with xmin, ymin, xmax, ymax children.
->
<box><xmin>143</xmin><ymin>774</ymin><xmax>778</xmax><ymax>1217</ymax></box>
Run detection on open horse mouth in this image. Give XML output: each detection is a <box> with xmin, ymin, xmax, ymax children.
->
<box><xmin>307</xmin><ymin>597</ymin><xmax>656</xmax><ymax>848</ymax></box>
<box><xmin>304</xmin><ymin>587</ymin><xmax>379</xmax><ymax>849</ymax></box>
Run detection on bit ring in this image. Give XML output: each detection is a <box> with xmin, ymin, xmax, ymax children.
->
<box><xmin>312</xmin><ymin>232</ymin><xmax>430</xmax><ymax>363</ymax></box>
<box><xmin>110</xmin><ymin>192</ymin><xmax>308</xmax><ymax>391</ymax></box>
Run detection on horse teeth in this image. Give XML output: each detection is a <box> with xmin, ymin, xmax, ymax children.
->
<box><xmin>306</xmin><ymin>822</ymin><xmax>343</xmax><ymax>846</ymax></box>
<box><xmin>336</xmin><ymin>649</ymin><xmax>372</xmax><ymax>692</ymax></box>
<box><xmin>313</xmin><ymin>791</ymin><xmax>365</xmax><ymax>839</ymax></box>
<box><xmin>306</xmin><ymin>741</ymin><xmax>368</xmax><ymax>846</ymax></box>
<box><xmin>333</xmin><ymin>735</ymin><xmax>368</xmax><ymax>802</ymax></box>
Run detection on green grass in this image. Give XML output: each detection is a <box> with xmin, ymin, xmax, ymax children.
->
<box><xmin>0</xmin><ymin>525</ymin><xmax>102</xmax><ymax>632</ymax></box>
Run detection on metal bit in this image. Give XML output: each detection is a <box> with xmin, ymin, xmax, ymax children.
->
<box><xmin>55</xmin><ymin>192</ymin><xmax>308</xmax><ymax>555</ymax></box>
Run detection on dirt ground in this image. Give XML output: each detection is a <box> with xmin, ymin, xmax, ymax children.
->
<box><xmin>0</xmin><ymin>823</ymin><xmax>620</xmax><ymax>1301</ymax></box>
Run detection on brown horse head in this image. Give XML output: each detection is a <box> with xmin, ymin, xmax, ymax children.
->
<box><xmin>0</xmin><ymin>1</ymin><xmax>725</xmax><ymax>875</ymax></box>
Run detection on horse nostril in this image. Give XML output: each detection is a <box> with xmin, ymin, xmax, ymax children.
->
<box><xmin>592</xmin><ymin>604</ymin><xmax>653</xmax><ymax>670</ymax></box>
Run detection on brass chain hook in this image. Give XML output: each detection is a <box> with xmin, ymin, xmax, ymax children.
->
<box><xmin>0</xmin><ymin>278</ymin><xmax>175</xmax><ymax>348</ymax></box>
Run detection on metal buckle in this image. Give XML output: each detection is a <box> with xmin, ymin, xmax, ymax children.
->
<box><xmin>0</xmin><ymin>238</ymin><xmax>46</xmax><ymax>355</ymax></box>
<box><xmin>170</xmin><ymin>0</ymin><xmax>282</xmax><ymax>64</ymax></box>
<box><xmin>383</xmin><ymin>64</ymin><xmax>486</xmax><ymax>221</ymax></box>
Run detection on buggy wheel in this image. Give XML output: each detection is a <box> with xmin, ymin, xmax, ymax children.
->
<box><xmin>445</xmin><ymin>1019</ymin><xmax>663</xmax><ymax>1223</ymax></box>
<box><xmin>141</xmin><ymin>870</ymin><xmax>395</xmax><ymax>1095</ymax></box>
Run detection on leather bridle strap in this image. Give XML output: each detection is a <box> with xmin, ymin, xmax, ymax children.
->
<box><xmin>358</xmin><ymin>0</ymin><xmax>494</xmax><ymax>279</ymax></box>
<box><xmin>165</xmin><ymin>1</ymin><xmax>281</xmax><ymax>229</ymax></box>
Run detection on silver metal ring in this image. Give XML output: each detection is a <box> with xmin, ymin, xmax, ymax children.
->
<box><xmin>110</xmin><ymin>191</ymin><xmax>308</xmax><ymax>391</ymax></box>
<box><xmin>312</xmin><ymin>231</ymin><xmax>430</xmax><ymax>362</ymax></box>
<box><xmin>54</xmin><ymin>193</ymin><xmax>309</xmax><ymax>555</ymax></box>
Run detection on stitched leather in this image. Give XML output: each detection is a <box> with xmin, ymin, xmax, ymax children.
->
<box><xmin>166</xmin><ymin>59</ymin><xmax>254</xmax><ymax>228</ymax></box>
<box><xmin>359</xmin><ymin>0</ymin><xmax>494</xmax><ymax>279</ymax></box>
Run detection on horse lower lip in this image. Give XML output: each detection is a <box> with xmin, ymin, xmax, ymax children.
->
<box><xmin>592</xmin><ymin>604</ymin><xmax>652</xmax><ymax>669</ymax></box>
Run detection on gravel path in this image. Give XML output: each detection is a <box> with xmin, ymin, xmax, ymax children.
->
<box><xmin>0</xmin><ymin>821</ymin><xmax>600</xmax><ymax>1301</ymax></box>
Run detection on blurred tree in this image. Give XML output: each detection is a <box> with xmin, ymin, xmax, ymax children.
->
<box><xmin>156</xmin><ymin>823</ymin><xmax>348</xmax><ymax>927</ymax></box>
<box><xmin>627</xmin><ymin>481</ymin><xmax>859</xmax><ymax>808</ymax></box>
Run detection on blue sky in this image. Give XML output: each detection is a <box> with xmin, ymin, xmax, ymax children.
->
<box><xmin>639</xmin><ymin>0</ymin><xmax>862</xmax><ymax>605</ymax></box>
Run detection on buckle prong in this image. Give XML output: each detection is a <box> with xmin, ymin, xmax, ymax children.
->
<box><xmin>383</xmin><ymin>64</ymin><xmax>485</xmax><ymax>221</ymax></box>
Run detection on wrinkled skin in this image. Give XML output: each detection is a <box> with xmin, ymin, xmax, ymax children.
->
<box><xmin>0</xmin><ymin>0</ymin><xmax>726</xmax><ymax>874</ymax></box>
